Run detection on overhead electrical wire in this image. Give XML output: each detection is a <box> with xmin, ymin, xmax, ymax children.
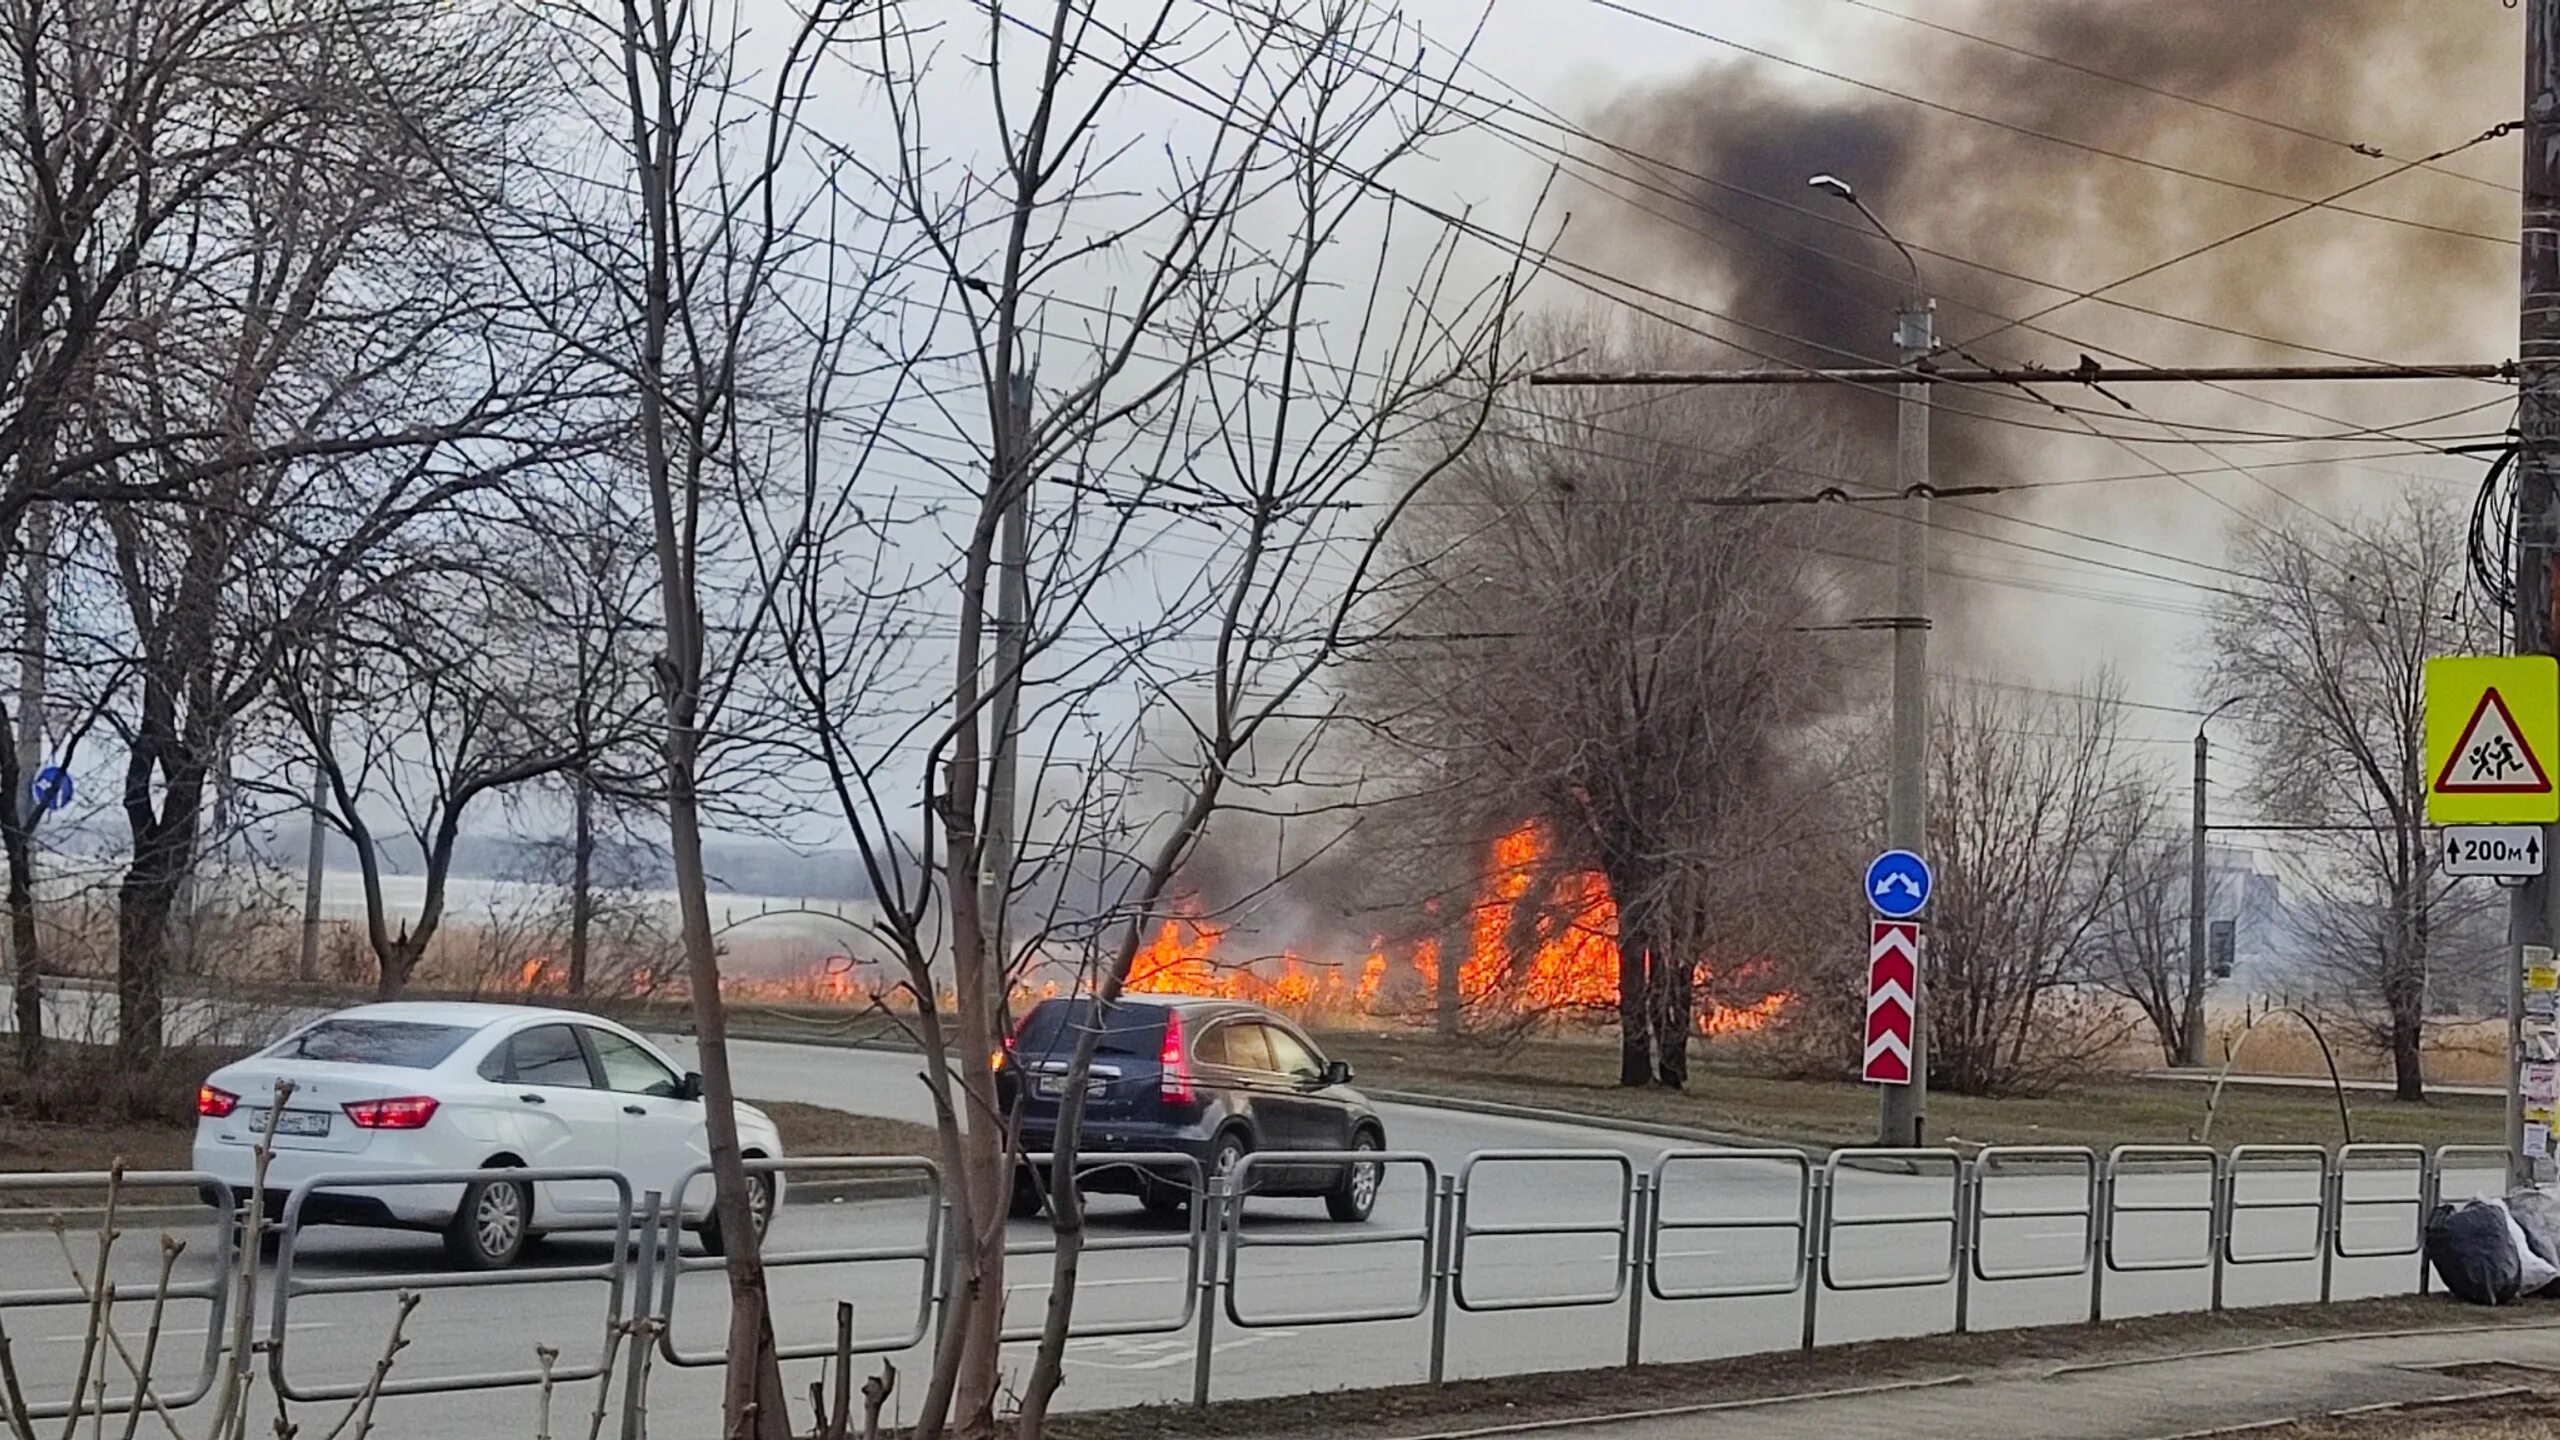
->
<box><xmin>1830</xmin><ymin>0</ymin><xmax>2511</xmax><ymax>197</ymax></box>
<box><xmin>1582</xmin><ymin>0</ymin><xmax>2512</xmax><ymax>248</ymax></box>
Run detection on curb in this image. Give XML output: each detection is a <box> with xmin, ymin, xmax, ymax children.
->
<box><xmin>785</xmin><ymin>1175</ymin><xmax>927</xmax><ymax>1206</ymax></box>
<box><xmin>1364</xmin><ymin>1087</ymin><xmax>1833</xmax><ymax>1159</ymax></box>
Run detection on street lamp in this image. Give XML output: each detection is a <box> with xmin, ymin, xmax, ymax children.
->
<box><xmin>1812</xmin><ymin>173</ymin><xmax>1936</xmax><ymax>1146</ymax></box>
<box><xmin>2184</xmin><ymin>696</ymin><xmax>2247</xmax><ymax>1067</ymax></box>
<box><xmin>1807</xmin><ymin>174</ymin><xmax>1924</xmax><ymax>299</ymax></box>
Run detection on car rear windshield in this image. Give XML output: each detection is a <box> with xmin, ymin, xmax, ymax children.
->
<box><xmin>1009</xmin><ymin>999</ymin><xmax>1168</xmax><ymax>1064</ymax></box>
<box><xmin>268</xmin><ymin>1019</ymin><xmax>478</xmax><ymax>1069</ymax></box>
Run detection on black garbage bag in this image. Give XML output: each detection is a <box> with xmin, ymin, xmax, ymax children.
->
<box><xmin>2428</xmin><ymin>1199</ymin><xmax>2524</xmax><ymax>1305</ymax></box>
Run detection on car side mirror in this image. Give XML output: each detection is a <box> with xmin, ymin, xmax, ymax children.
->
<box><xmin>677</xmin><ymin>1071</ymin><xmax>704</xmax><ymax>1103</ymax></box>
<box><xmin>1324</xmin><ymin>1060</ymin><xmax>1353</xmax><ymax>1087</ymax></box>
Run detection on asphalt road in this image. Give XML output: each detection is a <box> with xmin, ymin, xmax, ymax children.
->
<box><xmin>2</xmin><ymin>1036</ymin><xmax>2497</xmax><ymax>1437</ymax></box>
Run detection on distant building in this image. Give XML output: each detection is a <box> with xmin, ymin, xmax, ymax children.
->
<box><xmin>2203</xmin><ymin>845</ymin><xmax>2281</xmax><ymax>978</ymax></box>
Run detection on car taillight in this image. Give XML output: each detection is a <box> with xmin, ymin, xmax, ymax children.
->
<box><xmin>1160</xmin><ymin>1012</ymin><xmax>1194</xmax><ymax>1104</ymax></box>
<box><xmin>342</xmin><ymin>1096</ymin><xmax>440</xmax><ymax>1129</ymax></box>
<box><xmin>197</xmin><ymin>1085</ymin><xmax>239</xmax><ymax>1119</ymax></box>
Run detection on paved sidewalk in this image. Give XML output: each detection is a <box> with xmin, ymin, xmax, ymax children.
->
<box><xmin>1442</xmin><ymin>1321</ymin><xmax>2560</xmax><ymax>1440</ymax></box>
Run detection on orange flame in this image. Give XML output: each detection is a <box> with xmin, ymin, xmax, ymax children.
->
<box><xmin>1117</xmin><ymin>820</ymin><xmax>1790</xmax><ymax>1035</ymax></box>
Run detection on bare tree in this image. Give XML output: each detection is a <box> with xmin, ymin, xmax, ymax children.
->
<box><xmin>722</xmin><ymin>5</ymin><xmax>1539</xmax><ymax>1433</ymax></box>
<box><xmin>276</xmin><ymin>559</ymin><xmax>640</xmax><ymax>998</ymax></box>
<box><xmin>2085</xmin><ymin>790</ymin><xmax>2206</xmax><ymax>1067</ymax></box>
<box><xmin>572</xmin><ymin>0</ymin><xmax>880</xmax><ymax>1431</ymax></box>
<box><xmin>2210</xmin><ymin>494</ymin><xmax>2485</xmax><ymax>1101</ymax></box>
<box><xmin>0</xmin><ymin>0</ymin><xmax>548</xmax><ymax>1069</ymax></box>
<box><xmin>1926</xmin><ymin>683</ymin><xmax>2137</xmax><ymax>1097</ymax></box>
<box><xmin>1352</xmin><ymin>319</ymin><xmax>1852</xmax><ymax>1089</ymax></box>
<box><xmin>57</xmin><ymin>0</ymin><xmax>576</xmax><ymax>1066</ymax></box>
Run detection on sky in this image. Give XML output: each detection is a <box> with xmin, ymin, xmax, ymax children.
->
<box><xmin>27</xmin><ymin>0</ymin><xmax>2532</xmax><ymax>932</ymax></box>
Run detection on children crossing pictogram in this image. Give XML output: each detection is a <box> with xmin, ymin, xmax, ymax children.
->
<box><xmin>2436</xmin><ymin>686</ymin><xmax>2554</xmax><ymax>795</ymax></box>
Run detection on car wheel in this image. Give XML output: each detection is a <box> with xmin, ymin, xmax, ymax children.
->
<box><xmin>1326</xmin><ymin>1131</ymin><xmax>1382</xmax><ymax>1223</ymax></box>
<box><xmin>701</xmin><ymin>1172</ymin><xmax>776</xmax><ymax>1258</ymax></box>
<box><xmin>1008</xmin><ymin>1166</ymin><xmax>1048</xmax><ymax>1221</ymax></box>
<box><xmin>1139</xmin><ymin>1180</ymin><xmax>1189</xmax><ymax>1217</ymax></box>
<box><xmin>1208</xmin><ymin>1132</ymin><xmax>1251</xmax><ymax>1214</ymax></box>
<box><xmin>445</xmin><ymin>1173</ymin><xmax>532</xmax><ymax>1270</ymax></box>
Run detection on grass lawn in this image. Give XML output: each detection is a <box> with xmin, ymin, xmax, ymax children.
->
<box><xmin>1315</xmin><ymin>1029</ymin><xmax>2507</xmax><ymax>1151</ymax></box>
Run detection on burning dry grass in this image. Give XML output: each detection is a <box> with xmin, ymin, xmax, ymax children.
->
<box><xmin>1124</xmin><ymin>820</ymin><xmax>1794</xmax><ymax>1037</ymax></box>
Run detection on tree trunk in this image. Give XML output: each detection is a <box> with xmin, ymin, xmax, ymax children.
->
<box><xmin>1615</xmin><ymin>910</ymin><xmax>1653</xmax><ymax>1088</ymax></box>
<box><xmin>2386</xmin><ymin>978</ymin><xmax>2426</xmax><ymax>1101</ymax></box>
<box><xmin>7</xmin><ymin>819</ymin><xmax>41</xmax><ymax>1075</ymax></box>
<box><xmin>375</xmin><ymin>937</ymin><xmax>425</xmax><ymax>999</ymax></box>
<box><xmin>1433</xmin><ymin>911</ymin><xmax>1459</xmax><ymax>1040</ymax></box>
<box><xmin>568</xmin><ymin>771</ymin><xmax>594</xmax><ymax>996</ymax></box>
<box><xmin>1651</xmin><ymin>953</ymin><xmax>1692</xmax><ymax>1089</ymax></box>
<box><xmin>115</xmin><ymin>862</ymin><xmax>180</xmax><ymax>1067</ymax></box>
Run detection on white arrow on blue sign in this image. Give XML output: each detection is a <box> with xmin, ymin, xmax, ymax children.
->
<box><xmin>30</xmin><ymin>765</ymin><xmax>71</xmax><ymax>813</ymax></box>
<box><xmin>1865</xmin><ymin>848</ymin><xmax>1932</xmax><ymax>919</ymax></box>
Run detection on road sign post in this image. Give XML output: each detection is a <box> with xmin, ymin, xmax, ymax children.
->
<box><xmin>1863</xmin><ymin>851</ymin><xmax>1932</xmax><ymax>1106</ymax></box>
<box><xmin>2426</xmin><ymin>655</ymin><xmax>2560</xmax><ymax>1187</ymax></box>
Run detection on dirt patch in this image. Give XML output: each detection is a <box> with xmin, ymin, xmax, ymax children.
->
<box><xmin>1046</xmin><ymin>1298</ymin><xmax>2557</xmax><ymax>1440</ymax></box>
<box><xmin>2232</xmin><ymin>1390</ymin><xmax>2560</xmax><ymax>1438</ymax></box>
<box><xmin>747</xmin><ymin>1100</ymin><xmax>936</xmax><ymax>1160</ymax></box>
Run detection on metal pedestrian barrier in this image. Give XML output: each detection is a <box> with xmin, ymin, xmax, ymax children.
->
<box><xmin>657</xmin><ymin>1156</ymin><xmax>940</xmax><ymax>1366</ymax></box>
<box><xmin>269</xmin><ymin>1167</ymin><xmax>632</xmax><ymax>1403</ymax></box>
<box><xmin>0</xmin><ymin>1171</ymin><xmax>238</xmax><ymax>1423</ymax></box>
<box><xmin>2100</xmin><ymin>1145</ymin><xmax>2221</xmax><ymax>1317</ymax></box>
<box><xmin>1000</xmin><ymin>1152</ymin><xmax>1204</xmax><ymax>1342</ymax></box>
<box><xmin>1218</xmin><ymin>1150</ymin><xmax>1439</xmax><ymax>1328</ymax></box>
<box><xmin>1452</xmin><ymin>1150</ymin><xmax>1634</xmax><ymax>1312</ymax></box>
<box><xmin>2223</xmin><ymin>1146</ymin><xmax>2332</xmax><ymax>1270</ymax></box>
<box><xmin>1818</xmin><ymin>1149</ymin><xmax>1962</xmax><ymax>1292</ymax></box>
<box><xmin>1643</xmin><ymin>1149</ymin><xmax>1812</xmax><ymax>1302</ymax></box>
<box><xmin>1955</xmin><ymin>1146</ymin><xmax>2097</xmax><ymax>1333</ymax></box>
<box><xmin>15</xmin><ymin>1134</ymin><xmax>2541</xmax><ymax>1426</ymax></box>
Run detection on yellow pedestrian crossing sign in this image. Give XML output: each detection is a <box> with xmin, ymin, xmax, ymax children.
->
<box><xmin>2427</xmin><ymin>655</ymin><xmax>2560</xmax><ymax>824</ymax></box>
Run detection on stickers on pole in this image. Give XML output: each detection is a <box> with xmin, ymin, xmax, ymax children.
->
<box><xmin>2426</xmin><ymin>656</ymin><xmax>2560</xmax><ymax>824</ymax></box>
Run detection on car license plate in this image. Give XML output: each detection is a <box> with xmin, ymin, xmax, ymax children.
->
<box><xmin>245</xmin><ymin>1108</ymin><xmax>331</xmax><ymax>1138</ymax></box>
<box><xmin>1031</xmin><ymin>1073</ymin><xmax>1104</xmax><ymax>1099</ymax></box>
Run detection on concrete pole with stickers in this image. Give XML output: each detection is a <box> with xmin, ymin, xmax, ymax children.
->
<box><xmin>2424</xmin><ymin>655</ymin><xmax>2560</xmax><ymax>1187</ymax></box>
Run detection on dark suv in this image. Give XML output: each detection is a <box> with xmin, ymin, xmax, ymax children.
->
<box><xmin>997</xmin><ymin>995</ymin><xmax>1385</xmax><ymax>1222</ymax></box>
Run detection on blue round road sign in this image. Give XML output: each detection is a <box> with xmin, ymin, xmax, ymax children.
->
<box><xmin>30</xmin><ymin>765</ymin><xmax>71</xmax><ymax>813</ymax></box>
<box><xmin>1865</xmin><ymin>848</ymin><xmax>1932</xmax><ymax>919</ymax></box>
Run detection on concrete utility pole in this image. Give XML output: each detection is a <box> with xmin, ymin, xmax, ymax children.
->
<box><xmin>1883</xmin><ymin>294</ymin><xmax>1933</xmax><ymax>1145</ymax></box>
<box><xmin>1516</xmin><ymin>182</ymin><xmax>2502</xmax><ymax>1148</ymax></box>
<box><xmin>2183</xmin><ymin>698</ymin><xmax>2243</xmax><ymax>1068</ymax></box>
<box><xmin>2516</xmin><ymin>0</ymin><xmax>2560</xmax><ymax>1188</ymax></box>
<box><xmin>980</xmin><ymin>370</ymin><xmax>1034</xmax><ymax>970</ymax></box>
<box><xmin>1811</xmin><ymin>174</ymin><xmax>1935</xmax><ymax>1146</ymax></box>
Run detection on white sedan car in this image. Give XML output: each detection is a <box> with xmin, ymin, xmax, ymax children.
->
<box><xmin>194</xmin><ymin>1002</ymin><xmax>784</xmax><ymax>1268</ymax></box>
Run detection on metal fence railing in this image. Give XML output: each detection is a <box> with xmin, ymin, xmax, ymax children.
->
<box><xmin>269</xmin><ymin>1167</ymin><xmax>633</xmax><ymax>1403</ymax></box>
<box><xmin>0</xmin><ymin>1171</ymin><xmax>239</xmax><ymax>1424</ymax></box>
<box><xmin>1</xmin><ymin>1140</ymin><xmax>2535</xmax><ymax>1425</ymax></box>
<box><xmin>999</xmin><ymin>1152</ymin><xmax>1204</xmax><ymax>1344</ymax></box>
<box><xmin>657</xmin><ymin>1156</ymin><xmax>940</xmax><ymax>1367</ymax></box>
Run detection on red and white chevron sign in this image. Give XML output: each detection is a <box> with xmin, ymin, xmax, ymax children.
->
<box><xmin>1865</xmin><ymin>920</ymin><xmax>1919</xmax><ymax>1085</ymax></box>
